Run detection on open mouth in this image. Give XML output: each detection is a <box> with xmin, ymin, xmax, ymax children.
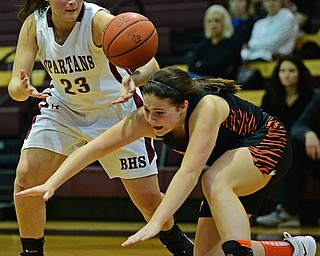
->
<box><xmin>153</xmin><ymin>125</ymin><xmax>163</xmax><ymax>131</ymax></box>
<box><xmin>66</xmin><ymin>9</ymin><xmax>77</xmax><ymax>13</ymax></box>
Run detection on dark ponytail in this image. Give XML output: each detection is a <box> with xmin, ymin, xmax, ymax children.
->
<box><xmin>195</xmin><ymin>77</ymin><xmax>241</xmax><ymax>94</ymax></box>
<box><xmin>143</xmin><ymin>66</ymin><xmax>241</xmax><ymax>107</ymax></box>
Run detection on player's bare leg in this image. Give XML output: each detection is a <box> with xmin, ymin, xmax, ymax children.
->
<box><xmin>14</xmin><ymin>148</ymin><xmax>67</xmax><ymax>256</ymax></box>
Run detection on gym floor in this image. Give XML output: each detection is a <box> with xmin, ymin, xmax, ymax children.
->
<box><xmin>0</xmin><ymin>220</ymin><xmax>319</xmax><ymax>256</ymax></box>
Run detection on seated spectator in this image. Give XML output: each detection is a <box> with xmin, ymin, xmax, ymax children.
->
<box><xmin>290</xmin><ymin>91</ymin><xmax>320</xmax><ymax>225</ymax></box>
<box><xmin>291</xmin><ymin>91</ymin><xmax>320</xmax><ymax>163</ymax></box>
<box><xmin>241</xmin><ymin>0</ymin><xmax>298</xmax><ymax>62</ymax></box>
<box><xmin>255</xmin><ymin>55</ymin><xmax>315</xmax><ymax>227</ymax></box>
<box><xmin>292</xmin><ymin>0</ymin><xmax>318</xmax><ymax>34</ymax></box>
<box><xmin>228</xmin><ymin>0</ymin><xmax>257</xmax><ymax>49</ymax></box>
<box><xmin>290</xmin><ymin>0</ymin><xmax>320</xmax><ymax>59</ymax></box>
<box><xmin>185</xmin><ymin>4</ymin><xmax>241</xmax><ymax>79</ymax></box>
<box><xmin>252</xmin><ymin>0</ymin><xmax>267</xmax><ymax>19</ymax></box>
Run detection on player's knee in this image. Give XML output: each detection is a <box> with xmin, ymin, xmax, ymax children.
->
<box><xmin>14</xmin><ymin>167</ymin><xmax>37</xmax><ymax>191</ymax></box>
<box><xmin>201</xmin><ymin>172</ymin><xmax>228</xmax><ymax>200</ymax></box>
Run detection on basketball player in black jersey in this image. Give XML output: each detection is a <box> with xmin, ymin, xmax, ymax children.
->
<box><xmin>16</xmin><ymin>67</ymin><xmax>317</xmax><ymax>256</ymax></box>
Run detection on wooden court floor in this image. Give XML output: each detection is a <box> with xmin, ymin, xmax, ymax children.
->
<box><xmin>0</xmin><ymin>220</ymin><xmax>319</xmax><ymax>256</ymax></box>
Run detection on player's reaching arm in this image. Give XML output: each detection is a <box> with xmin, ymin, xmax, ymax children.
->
<box><xmin>8</xmin><ymin>14</ymin><xmax>47</xmax><ymax>101</ymax></box>
<box><xmin>122</xmin><ymin>96</ymin><xmax>229</xmax><ymax>246</ymax></box>
<box><xmin>113</xmin><ymin>58</ymin><xmax>159</xmax><ymax>104</ymax></box>
<box><xmin>15</xmin><ymin>108</ymin><xmax>156</xmax><ymax>200</ymax></box>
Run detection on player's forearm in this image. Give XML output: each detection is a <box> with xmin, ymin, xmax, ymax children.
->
<box><xmin>152</xmin><ymin>169</ymin><xmax>199</xmax><ymax>226</ymax></box>
<box><xmin>45</xmin><ymin>144</ymin><xmax>98</xmax><ymax>191</ymax></box>
<box><xmin>133</xmin><ymin>58</ymin><xmax>159</xmax><ymax>86</ymax></box>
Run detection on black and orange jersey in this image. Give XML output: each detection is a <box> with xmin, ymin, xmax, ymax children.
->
<box><xmin>160</xmin><ymin>89</ymin><xmax>291</xmax><ymax>176</ymax></box>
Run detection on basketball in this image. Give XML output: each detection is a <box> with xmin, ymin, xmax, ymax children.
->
<box><xmin>102</xmin><ymin>12</ymin><xmax>159</xmax><ymax>70</ymax></box>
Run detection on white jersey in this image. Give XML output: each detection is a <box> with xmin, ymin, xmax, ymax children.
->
<box><xmin>24</xmin><ymin>2</ymin><xmax>158</xmax><ymax>179</ymax></box>
<box><xmin>35</xmin><ymin>2</ymin><xmax>129</xmax><ymax>112</ymax></box>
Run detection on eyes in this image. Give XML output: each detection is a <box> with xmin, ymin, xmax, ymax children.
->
<box><xmin>143</xmin><ymin>107</ymin><xmax>165</xmax><ymax>116</ymax></box>
<box><xmin>279</xmin><ymin>69</ymin><xmax>297</xmax><ymax>74</ymax></box>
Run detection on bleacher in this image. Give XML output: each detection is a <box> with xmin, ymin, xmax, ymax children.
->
<box><xmin>0</xmin><ymin>0</ymin><xmax>319</xmax><ymax>222</ymax></box>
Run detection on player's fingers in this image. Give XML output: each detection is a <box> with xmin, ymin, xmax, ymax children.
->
<box><xmin>32</xmin><ymin>91</ymin><xmax>48</xmax><ymax>99</ymax></box>
<box><xmin>122</xmin><ymin>227</ymin><xmax>155</xmax><ymax>247</ymax></box>
<box><xmin>21</xmin><ymin>76</ymin><xmax>29</xmax><ymax>88</ymax></box>
<box><xmin>112</xmin><ymin>92</ymin><xmax>133</xmax><ymax>103</ymax></box>
<box><xmin>112</xmin><ymin>96</ymin><xmax>129</xmax><ymax>104</ymax></box>
<box><xmin>43</xmin><ymin>190</ymin><xmax>55</xmax><ymax>201</ymax></box>
<box><xmin>15</xmin><ymin>188</ymin><xmax>41</xmax><ymax>198</ymax></box>
<box><xmin>121</xmin><ymin>235</ymin><xmax>142</xmax><ymax>247</ymax></box>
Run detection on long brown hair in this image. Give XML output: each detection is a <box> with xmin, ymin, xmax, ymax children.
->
<box><xmin>268</xmin><ymin>55</ymin><xmax>313</xmax><ymax>109</ymax></box>
<box><xmin>142</xmin><ymin>66</ymin><xmax>240</xmax><ymax>106</ymax></box>
<box><xmin>17</xmin><ymin>0</ymin><xmax>49</xmax><ymax>21</ymax></box>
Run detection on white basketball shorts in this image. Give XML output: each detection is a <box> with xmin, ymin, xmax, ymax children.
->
<box><xmin>22</xmin><ymin>92</ymin><xmax>158</xmax><ymax>179</ymax></box>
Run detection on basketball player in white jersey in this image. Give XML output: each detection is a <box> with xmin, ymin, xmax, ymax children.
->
<box><xmin>8</xmin><ymin>1</ymin><xmax>193</xmax><ymax>255</ymax></box>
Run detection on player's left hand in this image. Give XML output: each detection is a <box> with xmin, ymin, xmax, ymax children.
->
<box><xmin>112</xmin><ymin>75</ymin><xmax>136</xmax><ymax>104</ymax></box>
<box><xmin>121</xmin><ymin>220</ymin><xmax>162</xmax><ymax>247</ymax></box>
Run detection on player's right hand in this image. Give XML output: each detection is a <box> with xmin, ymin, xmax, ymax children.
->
<box><xmin>112</xmin><ymin>74</ymin><xmax>136</xmax><ymax>104</ymax></box>
<box><xmin>20</xmin><ymin>70</ymin><xmax>48</xmax><ymax>99</ymax></box>
<box><xmin>15</xmin><ymin>183</ymin><xmax>55</xmax><ymax>201</ymax></box>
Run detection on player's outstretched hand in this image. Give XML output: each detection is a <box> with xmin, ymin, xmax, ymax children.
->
<box><xmin>121</xmin><ymin>220</ymin><xmax>162</xmax><ymax>247</ymax></box>
<box><xmin>112</xmin><ymin>75</ymin><xmax>136</xmax><ymax>104</ymax></box>
<box><xmin>20</xmin><ymin>70</ymin><xmax>48</xmax><ymax>99</ymax></box>
<box><xmin>15</xmin><ymin>183</ymin><xmax>55</xmax><ymax>201</ymax></box>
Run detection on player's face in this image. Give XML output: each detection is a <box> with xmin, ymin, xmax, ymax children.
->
<box><xmin>278</xmin><ymin>60</ymin><xmax>299</xmax><ymax>88</ymax></box>
<box><xmin>143</xmin><ymin>95</ymin><xmax>186</xmax><ymax>136</ymax></box>
<box><xmin>49</xmin><ymin>0</ymin><xmax>84</xmax><ymax>23</ymax></box>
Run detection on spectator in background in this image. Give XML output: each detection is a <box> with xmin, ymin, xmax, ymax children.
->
<box><xmin>290</xmin><ymin>0</ymin><xmax>320</xmax><ymax>59</ymax></box>
<box><xmin>241</xmin><ymin>0</ymin><xmax>298</xmax><ymax>62</ymax></box>
<box><xmin>255</xmin><ymin>55</ymin><xmax>315</xmax><ymax>227</ymax></box>
<box><xmin>292</xmin><ymin>0</ymin><xmax>318</xmax><ymax>34</ymax></box>
<box><xmin>290</xmin><ymin>91</ymin><xmax>320</xmax><ymax>225</ymax></box>
<box><xmin>228</xmin><ymin>0</ymin><xmax>257</xmax><ymax>49</ymax></box>
<box><xmin>185</xmin><ymin>4</ymin><xmax>241</xmax><ymax>80</ymax></box>
<box><xmin>291</xmin><ymin>91</ymin><xmax>320</xmax><ymax>162</ymax></box>
<box><xmin>252</xmin><ymin>0</ymin><xmax>267</xmax><ymax>18</ymax></box>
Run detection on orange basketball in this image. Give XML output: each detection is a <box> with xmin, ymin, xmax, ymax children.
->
<box><xmin>102</xmin><ymin>12</ymin><xmax>159</xmax><ymax>70</ymax></box>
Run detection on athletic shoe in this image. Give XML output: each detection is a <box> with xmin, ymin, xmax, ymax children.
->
<box><xmin>283</xmin><ymin>232</ymin><xmax>317</xmax><ymax>256</ymax></box>
<box><xmin>159</xmin><ymin>225</ymin><xmax>194</xmax><ymax>256</ymax></box>
<box><xmin>255</xmin><ymin>204</ymin><xmax>300</xmax><ymax>227</ymax></box>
